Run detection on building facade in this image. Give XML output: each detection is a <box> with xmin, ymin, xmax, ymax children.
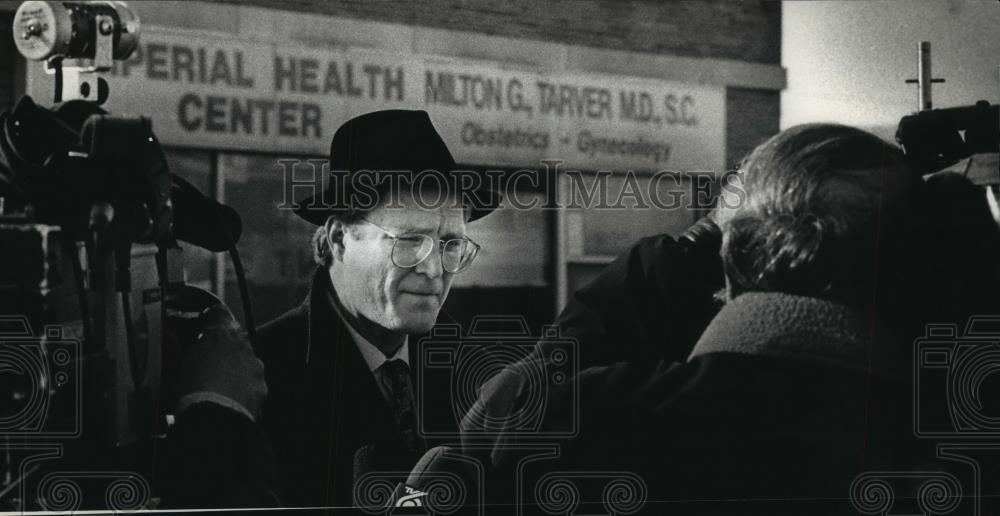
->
<box><xmin>0</xmin><ymin>0</ymin><xmax>785</xmax><ymax>329</ymax></box>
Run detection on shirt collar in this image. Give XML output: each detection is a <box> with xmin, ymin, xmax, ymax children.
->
<box><xmin>688</xmin><ymin>292</ymin><xmax>898</xmax><ymax>377</ymax></box>
<box><xmin>346</xmin><ymin>322</ymin><xmax>409</xmax><ymax>372</ymax></box>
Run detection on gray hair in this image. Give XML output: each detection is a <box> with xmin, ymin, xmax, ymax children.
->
<box><xmin>311</xmin><ymin>210</ymin><xmax>366</xmax><ymax>267</ymax></box>
<box><xmin>721</xmin><ymin>123</ymin><xmax>912</xmax><ymax>308</ymax></box>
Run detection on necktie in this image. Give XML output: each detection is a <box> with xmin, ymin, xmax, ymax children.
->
<box><xmin>379</xmin><ymin>359</ymin><xmax>421</xmax><ymax>455</ymax></box>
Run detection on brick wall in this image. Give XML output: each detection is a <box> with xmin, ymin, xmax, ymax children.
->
<box><xmin>0</xmin><ymin>11</ymin><xmax>22</xmax><ymax>113</ymax></box>
<box><xmin>219</xmin><ymin>0</ymin><xmax>781</xmax><ymax>64</ymax></box>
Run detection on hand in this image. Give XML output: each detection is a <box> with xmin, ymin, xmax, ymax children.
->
<box><xmin>174</xmin><ymin>305</ymin><xmax>267</xmax><ymax>421</ymax></box>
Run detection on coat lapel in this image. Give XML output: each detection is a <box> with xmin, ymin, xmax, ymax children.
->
<box><xmin>267</xmin><ymin>268</ymin><xmax>461</xmax><ymax>505</ymax></box>
<box><xmin>302</xmin><ymin>270</ymin><xmax>426</xmax><ymax>483</ymax></box>
<box><xmin>298</xmin><ymin>269</ymin><xmax>400</xmax><ymax>503</ymax></box>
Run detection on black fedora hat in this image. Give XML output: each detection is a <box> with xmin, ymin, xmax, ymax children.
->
<box><xmin>293</xmin><ymin>110</ymin><xmax>500</xmax><ymax>225</ymax></box>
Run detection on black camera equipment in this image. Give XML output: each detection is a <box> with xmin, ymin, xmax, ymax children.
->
<box><xmin>896</xmin><ymin>100</ymin><xmax>999</xmax><ymax>180</ymax></box>
<box><xmin>895</xmin><ymin>42</ymin><xmax>999</xmax><ymax>183</ymax></box>
<box><xmin>12</xmin><ymin>0</ymin><xmax>139</xmax><ymax>104</ymax></box>
<box><xmin>1</xmin><ymin>1</ymin><xmax>255</xmax><ymax>510</ymax></box>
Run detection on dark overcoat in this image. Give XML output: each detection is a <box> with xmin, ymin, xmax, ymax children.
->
<box><xmin>485</xmin><ymin>292</ymin><xmax>930</xmax><ymax>515</ymax></box>
<box><xmin>254</xmin><ymin>267</ymin><xmax>456</xmax><ymax>508</ymax></box>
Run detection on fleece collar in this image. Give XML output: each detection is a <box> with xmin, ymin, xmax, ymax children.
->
<box><xmin>688</xmin><ymin>292</ymin><xmax>899</xmax><ymax>377</ymax></box>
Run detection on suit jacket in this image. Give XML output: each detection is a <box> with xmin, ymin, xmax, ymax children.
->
<box><xmin>255</xmin><ymin>267</ymin><xmax>456</xmax><ymax>508</ymax></box>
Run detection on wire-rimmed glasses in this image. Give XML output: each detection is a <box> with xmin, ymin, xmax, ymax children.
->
<box><xmin>360</xmin><ymin>219</ymin><xmax>481</xmax><ymax>274</ymax></box>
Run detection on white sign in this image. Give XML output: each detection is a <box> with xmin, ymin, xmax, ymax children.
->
<box><xmin>29</xmin><ymin>27</ymin><xmax>726</xmax><ymax>173</ymax></box>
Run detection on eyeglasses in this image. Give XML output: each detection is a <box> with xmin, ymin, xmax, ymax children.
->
<box><xmin>359</xmin><ymin>219</ymin><xmax>481</xmax><ymax>274</ymax></box>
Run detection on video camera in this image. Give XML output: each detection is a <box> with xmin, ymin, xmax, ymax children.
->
<box><xmin>896</xmin><ymin>100</ymin><xmax>999</xmax><ymax>181</ymax></box>
<box><xmin>1</xmin><ymin>2</ymin><xmax>254</xmax><ymax>510</ymax></box>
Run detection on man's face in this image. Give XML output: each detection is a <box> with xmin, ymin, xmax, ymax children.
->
<box><xmin>334</xmin><ymin>190</ymin><xmax>467</xmax><ymax>334</ymax></box>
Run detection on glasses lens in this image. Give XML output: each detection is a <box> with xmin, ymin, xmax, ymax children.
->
<box><xmin>392</xmin><ymin>234</ymin><xmax>434</xmax><ymax>268</ymax></box>
<box><xmin>443</xmin><ymin>239</ymin><xmax>478</xmax><ymax>273</ymax></box>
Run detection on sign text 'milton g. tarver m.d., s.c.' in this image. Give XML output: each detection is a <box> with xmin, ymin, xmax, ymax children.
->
<box><xmin>27</xmin><ymin>27</ymin><xmax>726</xmax><ymax>173</ymax></box>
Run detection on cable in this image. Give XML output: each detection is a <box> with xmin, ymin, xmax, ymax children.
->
<box><xmin>68</xmin><ymin>240</ymin><xmax>94</xmax><ymax>351</ymax></box>
<box><xmin>227</xmin><ymin>243</ymin><xmax>255</xmax><ymax>343</ymax></box>
<box><xmin>115</xmin><ymin>241</ymin><xmax>145</xmax><ymax>391</ymax></box>
<box><xmin>120</xmin><ymin>289</ymin><xmax>144</xmax><ymax>390</ymax></box>
<box><xmin>52</xmin><ymin>57</ymin><xmax>63</xmax><ymax>104</ymax></box>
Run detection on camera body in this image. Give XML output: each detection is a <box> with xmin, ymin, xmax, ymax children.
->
<box><xmin>1</xmin><ymin>3</ymin><xmax>245</xmax><ymax>510</ymax></box>
<box><xmin>896</xmin><ymin>101</ymin><xmax>999</xmax><ymax>177</ymax></box>
<box><xmin>0</xmin><ymin>217</ymin><xmax>164</xmax><ymax>447</ymax></box>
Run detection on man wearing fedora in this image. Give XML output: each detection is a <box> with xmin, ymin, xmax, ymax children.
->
<box><xmin>252</xmin><ymin>109</ymin><xmax>498</xmax><ymax>507</ymax></box>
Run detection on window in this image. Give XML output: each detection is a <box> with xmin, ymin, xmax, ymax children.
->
<box><xmin>217</xmin><ymin>152</ymin><xmax>322</xmax><ymax>324</ymax></box>
<box><xmin>556</xmin><ymin>171</ymin><xmax>702</xmax><ymax>310</ymax></box>
<box><xmin>452</xmin><ymin>189</ymin><xmax>550</xmax><ymax>289</ymax></box>
<box><xmin>163</xmin><ymin>148</ymin><xmax>214</xmax><ymax>291</ymax></box>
